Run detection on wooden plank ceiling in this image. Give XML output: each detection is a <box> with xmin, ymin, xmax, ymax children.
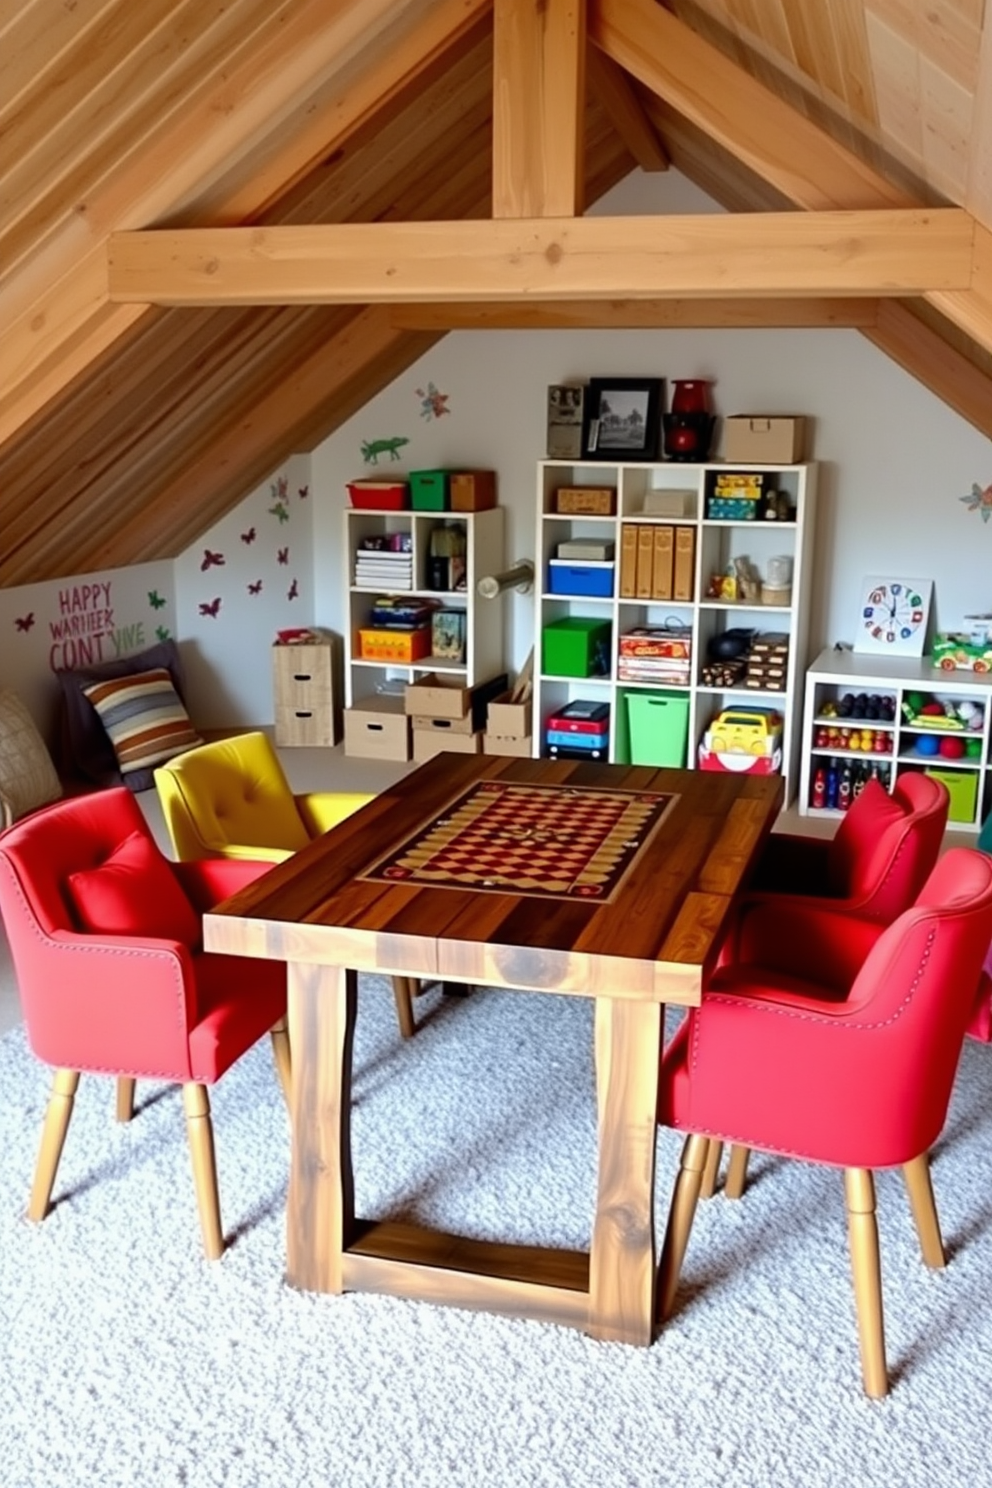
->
<box><xmin>2</xmin><ymin>0</ymin><xmax>991</xmax><ymax>588</ymax></box>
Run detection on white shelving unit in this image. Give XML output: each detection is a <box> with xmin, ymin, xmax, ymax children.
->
<box><xmin>799</xmin><ymin>647</ymin><xmax>992</xmax><ymax>829</ymax></box>
<box><xmin>343</xmin><ymin>505</ymin><xmax>505</xmax><ymax>707</ymax></box>
<box><xmin>533</xmin><ymin>459</ymin><xmax>818</xmax><ymax>806</ymax></box>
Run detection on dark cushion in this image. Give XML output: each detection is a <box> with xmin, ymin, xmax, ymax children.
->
<box><xmin>56</xmin><ymin>639</ymin><xmax>191</xmax><ymax>793</ymax></box>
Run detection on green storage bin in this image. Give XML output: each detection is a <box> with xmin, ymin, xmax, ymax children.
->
<box><xmin>626</xmin><ymin>691</ymin><xmax>689</xmax><ymax>767</ymax></box>
<box><xmin>924</xmin><ymin>767</ymin><xmax>979</xmax><ymax>824</ymax></box>
<box><xmin>542</xmin><ymin>618</ymin><xmax>612</xmax><ymax>678</ymax></box>
<box><xmin>409</xmin><ymin>469</ymin><xmax>450</xmax><ymax>511</ymax></box>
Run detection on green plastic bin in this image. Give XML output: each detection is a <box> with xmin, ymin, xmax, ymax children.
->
<box><xmin>409</xmin><ymin>469</ymin><xmax>450</xmax><ymax>511</ymax></box>
<box><xmin>542</xmin><ymin>618</ymin><xmax>612</xmax><ymax>678</ymax></box>
<box><xmin>626</xmin><ymin>691</ymin><xmax>689</xmax><ymax>767</ymax></box>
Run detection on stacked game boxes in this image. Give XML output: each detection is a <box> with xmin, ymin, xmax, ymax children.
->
<box><xmin>545</xmin><ymin>699</ymin><xmax>610</xmax><ymax>760</ymax></box>
<box><xmin>617</xmin><ymin>626</ymin><xmax>692</xmax><ymax>684</ymax></box>
<box><xmin>357</xmin><ymin>595</ymin><xmax>438</xmax><ymax>663</ymax></box>
<box><xmin>353</xmin><ymin>533</ymin><xmax>413</xmax><ymax>589</ymax></box>
<box><xmin>745</xmin><ymin>632</ymin><xmax>790</xmax><ymax>692</ymax></box>
<box><xmin>706</xmin><ymin>472</ymin><xmax>764</xmax><ymax>521</ymax></box>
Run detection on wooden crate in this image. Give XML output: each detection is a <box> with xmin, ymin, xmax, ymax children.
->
<box><xmin>272</xmin><ymin>637</ymin><xmax>340</xmax><ymax>747</ymax></box>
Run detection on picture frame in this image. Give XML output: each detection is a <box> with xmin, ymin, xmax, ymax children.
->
<box><xmin>583</xmin><ymin>377</ymin><xmax>663</xmax><ymax>462</ymax></box>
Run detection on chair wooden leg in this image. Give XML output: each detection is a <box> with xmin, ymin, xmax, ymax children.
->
<box><xmin>700</xmin><ymin>1139</ymin><xmax>723</xmax><ymax>1198</ymax></box>
<box><xmin>724</xmin><ymin>1144</ymin><xmax>751</xmax><ymax>1199</ymax></box>
<box><xmin>902</xmin><ymin>1153</ymin><xmax>945</xmax><ymax>1269</ymax></box>
<box><xmin>115</xmin><ymin>1077</ymin><xmax>136</xmax><ymax>1123</ymax></box>
<box><xmin>391</xmin><ymin>976</ymin><xmax>416</xmax><ymax>1039</ymax></box>
<box><xmin>182</xmin><ymin>1083</ymin><xmax>224</xmax><ymax>1261</ymax></box>
<box><xmin>270</xmin><ymin>1017</ymin><xmax>292</xmax><ymax>1108</ymax></box>
<box><xmin>844</xmin><ymin>1167</ymin><xmax>888</xmax><ymax>1398</ymax></box>
<box><xmin>658</xmin><ymin>1132</ymin><xmax>710</xmax><ymax>1321</ymax></box>
<box><xmin>28</xmin><ymin>1069</ymin><xmax>79</xmax><ymax>1222</ymax></box>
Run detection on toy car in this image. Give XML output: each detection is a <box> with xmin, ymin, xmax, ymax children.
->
<box><xmin>706</xmin><ymin>707</ymin><xmax>783</xmax><ymax>756</ymax></box>
<box><xmin>932</xmin><ymin>633</ymin><xmax>992</xmax><ymax>674</ymax></box>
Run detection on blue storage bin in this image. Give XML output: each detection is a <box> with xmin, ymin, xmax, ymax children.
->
<box><xmin>547</xmin><ymin>560</ymin><xmax>615</xmax><ymax>597</ymax></box>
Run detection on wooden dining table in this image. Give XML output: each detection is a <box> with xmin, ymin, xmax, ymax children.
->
<box><xmin>203</xmin><ymin>751</ymin><xmax>782</xmax><ymax>1346</ymax></box>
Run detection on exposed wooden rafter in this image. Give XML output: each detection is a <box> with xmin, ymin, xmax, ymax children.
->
<box><xmin>388</xmin><ymin>298</ymin><xmax>878</xmax><ymax>330</ymax></box>
<box><xmin>107</xmin><ymin>209</ymin><xmax>974</xmax><ymax>304</ymax></box>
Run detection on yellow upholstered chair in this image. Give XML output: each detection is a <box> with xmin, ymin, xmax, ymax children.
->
<box><xmin>154</xmin><ymin>731</ymin><xmax>418</xmax><ymax>1036</ymax></box>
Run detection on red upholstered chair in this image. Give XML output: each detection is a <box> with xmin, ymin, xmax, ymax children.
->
<box><xmin>657</xmin><ymin>847</ymin><xmax>992</xmax><ymax>1397</ymax></box>
<box><xmin>705</xmin><ymin>772</ymin><xmax>950</xmax><ymax>1198</ymax></box>
<box><xmin>0</xmin><ymin>788</ymin><xmax>288</xmax><ymax>1260</ymax></box>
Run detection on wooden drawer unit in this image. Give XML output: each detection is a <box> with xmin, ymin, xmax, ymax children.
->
<box><xmin>272</xmin><ymin>638</ymin><xmax>340</xmax><ymax>747</ymax></box>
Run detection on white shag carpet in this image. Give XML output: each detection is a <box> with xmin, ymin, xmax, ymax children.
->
<box><xmin>2</xmin><ymin>977</ymin><xmax>992</xmax><ymax>1488</ymax></box>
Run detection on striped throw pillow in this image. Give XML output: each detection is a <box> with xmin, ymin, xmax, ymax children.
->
<box><xmin>82</xmin><ymin>668</ymin><xmax>202</xmax><ymax>776</ymax></box>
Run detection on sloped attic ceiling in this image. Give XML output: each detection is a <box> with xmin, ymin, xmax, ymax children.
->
<box><xmin>2</xmin><ymin>0</ymin><xmax>991</xmax><ymax>589</ymax></box>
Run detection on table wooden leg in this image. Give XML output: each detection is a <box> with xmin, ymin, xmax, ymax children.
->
<box><xmin>588</xmin><ymin>996</ymin><xmax>663</xmax><ymax>1345</ymax></box>
<box><xmin>286</xmin><ymin>962</ymin><xmax>357</xmax><ymax>1294</ymax></box>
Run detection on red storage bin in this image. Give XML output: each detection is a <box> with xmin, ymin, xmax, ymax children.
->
<box><xmin>347</xmin><ymin>479</ymin><xmax>409</xmax><ymax>510</ymax></box>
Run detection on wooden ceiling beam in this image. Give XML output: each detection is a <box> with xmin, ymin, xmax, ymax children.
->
<box><xmin>590</xmin><ymin>0</ymin><xmax>992</xmax><ymax>420</ymax></box>
<box><xmin>388</xmin><ymin>298</ymin><xmax>878</xmax><ymax>330</ymax></box>
<box><xmin>107</xmin><ymin>209</ymin><xmax>973</xmax><ymax>304</ymax></box>
<box><xmin>492</xmin><ymin>0</ymin><xmax>585</xmax><ymax>218</ymax></box>
<box><xmin>585</xmin><ymin>43</ymin><xmax>668</xmax><ymax>174</ymax></box>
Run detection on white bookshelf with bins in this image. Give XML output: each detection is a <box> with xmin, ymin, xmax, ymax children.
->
<box><xmin>343</xmin><ymin>505</ymin><xmax>505</xmax><ymax>707</ymax></box>
<box><xmin>799</xmin><ymin>647</ymin><xmax>992</xmax><ymax>829</ymax></box>
<box><xmin>533</xmin><ymin>459</ymin><xmax>818</xmax><ymax>805</ymax></box>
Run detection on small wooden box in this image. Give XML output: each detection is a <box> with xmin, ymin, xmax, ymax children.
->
<box><xmin>272</xmin><ymin>637</ymin><xmax>340</xmax><ymax>747</ymax></box>
<box><xmin>412</xmin><ymin>728</ymin><xmax>483</xmax><ymax>762</ymax></box>
<box><xmin>483</xmin><ymin>734</ymin><xmax>534</xmax><ymax>757</ymax></box>
<box><xmin>555</xmin><ymin>486</ymin><xmax>616</xmax><ymax>515</ymax></box>
<box><xmin>411</xmin><ymin>712</ymin><xmax>475</xmax><ymax>737</ymax></box>
<box><xmin>450</xmin><ymin>470</ymin><xmax>497</xmax><ymax>511</ymax></box>
<box><xmin>343</xmin><ymin>696</ymin><xmax>411</xmax><ymax>761</ymax></box>
<box><xmin>486</xmin><ymin>691</ymin><xmax>532</xmax><ymax>738</ymax></box>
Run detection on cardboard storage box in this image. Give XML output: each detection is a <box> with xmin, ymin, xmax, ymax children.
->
<box><xmin>483</xmin><ymin>734</ymin><xmax>534</xmax><ymax>757</ymax></box>
<box><xmin>344</xmin><ymin>696</ymin><xmax>411</xmax><ymax>761</ymax></box>
<box><xmin>542</xmin><ymin>618</ymin><xmax>612</xmax><ymax>678</ymax></box>
<box><xmin>450</xmin><ymin>470</ymin><xmax>497</xmax><ymax>511</ymax></box>
<box><xmin>411</xmin><ymin>712</ymin><xmax>475</xmax><ymax>737</ymax></box>
<box><xmin>486</xmin><ymin>691</ymin><xmax>532</xmax><ymax>738</ymax></box>
<box><xmin>554</xmin><ymin>486</ymin><xmax>616</xmax><ymax>515</ymax></box>
<box><xmin>404</xmin><ymin>671</ymin><xmax>509</xmax><ymax>728</ymax></box>
<box><xmin>724</xmin><ymin>416</ymin><xmax>807</xmax><ymax>463</ymax></box>
<box><xmin>412</xmin><ymin>729</ymin><xmax>483</xmax><ymax>762</ymax></box>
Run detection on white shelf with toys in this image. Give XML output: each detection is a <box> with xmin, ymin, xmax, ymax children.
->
<box><xmin>799</xmin><ymin>647</ymin><xmax>992</xmax><ymax>829</ymax></box>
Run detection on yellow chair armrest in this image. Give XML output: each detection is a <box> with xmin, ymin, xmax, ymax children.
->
<box><xmin>295</xmin><ymin>792</ymin><xmax>373</xmax><ymax>837</ymax></box>
<box><xmin>206</xmin><ymin>841</ymin><xmax>294</xmax><ymax>864</ymax></box>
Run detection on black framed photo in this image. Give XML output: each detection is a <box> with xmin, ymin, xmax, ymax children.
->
<box><xmin>583</xmin><ymin>377</ymin><xmax>663</xmax><ymax>461</ymax></box>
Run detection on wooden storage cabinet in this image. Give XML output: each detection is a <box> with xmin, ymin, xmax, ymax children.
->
<box><xmin>533</xmin><ymin>458</ymin><xmax>817</xmax><ymax>806</ymax></box>
<box><xmin>799</xmin><ymin>648</ymin><xmax>992</xmax><ymax>828</ymax></box>
<box><xmin>272</xmin><ymin>637</ymin><xmax>341</xmax><ymax>747</ymax></box>
<box><xmin>343</xmin><ymin>506</ymin><xmax>505</xmax><ymax>753</ymax></box>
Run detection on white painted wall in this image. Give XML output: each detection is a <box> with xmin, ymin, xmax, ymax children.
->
<box><xmin>3</xmin><ymin>170</ymin><xmax>990</xmax><ymax>740</ymax></box>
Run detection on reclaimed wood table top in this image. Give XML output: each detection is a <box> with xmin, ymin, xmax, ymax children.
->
<box><xmin>203</xmin><ymin>752</ymin><xmax>784</xmax><ymax>1005</ymax></box>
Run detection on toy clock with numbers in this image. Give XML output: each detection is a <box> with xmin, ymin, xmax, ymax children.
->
<box><xmin>854</xmin><ymin>577</ymin><xmax>933</xmax><ymax>657</ymax></box>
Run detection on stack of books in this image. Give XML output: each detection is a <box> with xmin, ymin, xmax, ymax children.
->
<box><xmin>354</xmin><ymin>535</ymin><xmax>414</xmax><ymax>590</ymax></box>
<box><xmin>366</xmin><ymin>596</ymin><xmax>439</xmax><ymax>631</ymax></box>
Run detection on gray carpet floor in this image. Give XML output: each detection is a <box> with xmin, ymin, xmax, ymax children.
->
<box><xmin>2</xmin><ymin>975</ymin><xmax>992</xmax><ymax>1488</ymax></box>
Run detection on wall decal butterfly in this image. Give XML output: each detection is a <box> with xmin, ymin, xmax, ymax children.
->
<box><xmin>298</xmin><ymin>485</ymin><xmax>309</xmax><ymax>499</ymax></box>
<box><xmin>248</xmin><ymin>580</ymin><xmax>262</xmax><ymax>595</ymax></box>
<box><xmin>155</xmin><ymin>626</ymin><xmax>171</xmax><ymax>642</ymax></box>
<box><xmin>270</xmin><ymin>476</ymin><xmax>288</xmax><ymax>501</ymax></box>
<box><xmin>147</xmin><ymin>590</ymin><xmax>166</xmax><ymax>609</ymax></box>
<box><xmin>287</xmin><ymin>578</ymin><xmax>299</xmax><ymax>601</ymax></box>
<box><xmin>200</xmin><ymin>549</ymin><xmax>225</xmax><ymax>571</ymax></box>
<box><xmin>277</xmin><ymin>547</ymin><xmax>289</xmax><ymax>565</ymax></box>
<box><xmin>199</xmin><ymin>597</ymin><xmax>221</xmax><ymax>618</ymax></box>
<box><xmin>15</xmin><ymin>613</ymin><xmax>35</xmax><ymax>632</ymax></box>
<box><xmin>269</xmin><ymin>502</ymin><xmax>289</xmax><ymax>524</ymax></box>
<box><xmin>241</xmin><ymin>527</ymin><xmax>257</xmax><ymax>545</ymax></box>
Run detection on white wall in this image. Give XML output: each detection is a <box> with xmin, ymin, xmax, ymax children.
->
<box><xmin>4</xmin><ymin>169</ymin><xmax>990</xmax><ymax>737</ymax></box>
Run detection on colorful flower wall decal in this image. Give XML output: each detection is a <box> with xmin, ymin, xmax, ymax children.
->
<box><xmin>416</xmin><ymin>381</ymin><xmax>450</xmax><ymax>420</ymax></box>
<box><xmin>961</xmin><ymin>482</ymin><xmax>992</xmax><ymax>522</ymax></box>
